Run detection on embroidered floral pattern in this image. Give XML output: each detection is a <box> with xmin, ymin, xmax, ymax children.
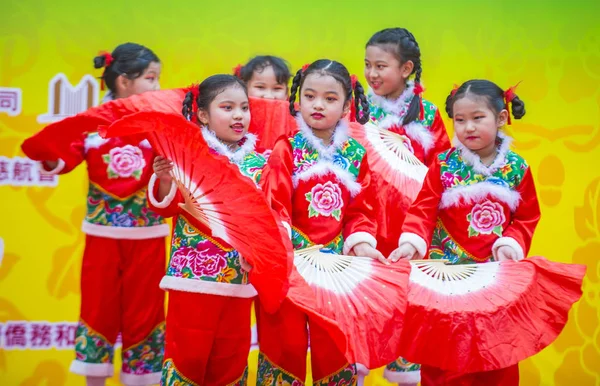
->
<box><xmin>386</xmin><ymin>356</ymin><xmax>421</xmax><ymax>374</ymax></box>
<box><xmin>122</xmin><ymin>322</ymin><xmax>165</xmax><ymax>376</ymax></box>
<box><xmin>229</xmin><ymin>367</ymin><xmax>249</xmax><ymax>386</ymax></box>
<box><xmin>429</xmin><ymin>220</ymin><xmax>493</xmax><ymax>264</ymax></box>
<box><xmin>85</xmin><ymin>183</ymin><xmax>165</xmax><ymax>228</ymax></box>
<box><xmin>102</xmin><ymin>145</ymin><xmax>146</xmax><ymax>180</ymax></box>
<box><xmin>74</xmin><ymin>320</ymin><xmax>114</xmax><ymax>364</ymax></box>
<box><xmin>438</xmin><ymin>147</ymin><xmax>528</xmax><ymax>191</ymax></box>
<box><xmin>162</xmin><ymin>358</ymin><xmax>198</xmax><ymax>386</ymax></box>
<box><xmin>305</xmin><ymin>181</ymin><xmax>344</xmax><ymax>220</ymax></box>
<box><xmin>237</xmin><ymin>152</ymin><xmax>265</xmax><ymax>184</ymax></box>
<box><xmin>467</xmin><ymin>201</ymin><xmax>506</xmax><ymax>237</ymax></box>
<box><xmin>291</xmin><ymin>227</ymin><xmax>343</xmax><ymax>254</ymax></box>
<box><xmin>289</xmin><ymin>132</ymin><xmax>365</xmax><ymax>180</ymax></box>
<box><xmin>313</xmin><ymin>363</ymin><xmax>358</xmax><ymax>386</ymax></box>
<box><xmin>257</xmin><ymin>353</ymin><xmax>303</xmax><ymax>385</ymax></box>
<box><xmin>167</xmin><ymin>217</ymin><xmax>248</xmax><ymax>284</ymax></box>
<box><xmin>369</xmin><ymin>95</ymin><xmax>437</xmax><ymax>131</ymax></box>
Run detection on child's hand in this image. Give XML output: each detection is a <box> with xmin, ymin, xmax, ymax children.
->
<box><xmin>153</xmin><ymin>156</ymin><xmax>173</xmax><ymax>183</ymax></box>
<box><xmin>239</xmin><ymin>254</ymin><xmax>252</xmax><ymax>272</ymax></box>
<box><xmin>350</xmin><ymin>242</ymin><xmax>389</xmax><ymax>265</ymax></box>
<box><xmin>42</xmin><ymin>160</ymin><xmax>59</xmax><ymax>170</ymax></box>
<box><xmin>389</xmin><ymin>243</ymin><xmax>418</xmax><ymax>262</ymax></box>
<box><xmin>495</xmin><ymin>245</ymin><xmax>519</xmax><ymax>261</ymax></box>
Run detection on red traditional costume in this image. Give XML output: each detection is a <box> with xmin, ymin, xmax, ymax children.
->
<box><xmin>256</xmin><ymin>117</ymin><xmax>379</xmax><ymax>385</ymax></box>
<box><xmin>22</xmin><ymin>131</ymin><xmax>168</xmax><ymax>385</ymax></box>
<box><xmin>147</xmin><ymin>129</ymin><xmax>265</xmax><ymax>386</ymax></box>
<box><xmin>399</xmin><ymin>133</ymin><xmax>541</xmax><ymax>385</ymax></box>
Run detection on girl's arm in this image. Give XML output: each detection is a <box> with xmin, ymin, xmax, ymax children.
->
<box><xmin>259</xmin><ymin>137</ymin><xmax>294</xmax><ymax>237</ymax></box>
<box><xmin>392</xmin><ymin>158</ymin><xmax>443</xmax><ymax>260</ymax></box>
<box><xmin>492</xmin><ymin>167</ymin><xmax>541</xmax><ymax>260</ymax></box>
<box><xmin>36</xmin><ymin>134</ymin><xmax>87</xmax><ymax>176</ymax></box>
<box><xmin>147</xmin><ymin>156</ymin><xmax>183</xmax><ymax>218</ymax></box>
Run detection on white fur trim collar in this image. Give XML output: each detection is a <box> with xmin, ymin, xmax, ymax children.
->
<box><xmin>454</xmin><ymin>132</ymin><xmax>512</xmax><ymax>176</ymax></box>
<box><xmin>368</xmin><ymin>80</ymin><xmax>415</xmax><ymax>117</ymax></box>
<box><xmin>201</xmin><ymin>126</ymin><xmax>257</xmax><ymax>163</ymax></box>
<box><xmin>292</xmin><ymin>161</ymin><xmax>362</xmax><ymax>197</ymax></box>
<box><xmin>440</xmin><ymin>181</ymin><xmax>522</xmax><ymax>212</ymax></box>
<box><xmin>295</xmin><ymin>115</ymin><xmax>349</xmax><ymax>159</ymax></box>
<box><xmin>84</xmin><ymin>133</ymin><xmax>109</xmax><ymax>152</ymax></box>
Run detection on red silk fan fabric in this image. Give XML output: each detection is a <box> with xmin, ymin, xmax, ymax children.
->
<box><xmin>399</xmin><ymin>256</ymin><xmax>586</xmax><ymax>373</ymax></box>
<box><xmin>288</xmin><ymin>253</ymin><xmax>412</xmax><ymax>368</ymax></box>
<box><xmin>101</xmin><ymin>111</ymin><xmax>293</xmax><ymax>313</ymax></box>
<box><xmin>347</xmin><ymin>122</ymin><xmax>423</xmax><ymax>256</ymax></box>
<box><xmin>248</xmin><ymin>97</ymin><xmax>298</xmax><ymax>153</ymax></box>
<box><xmin>21</xmin><ymin>88</ymin><xmax>190</xmax><ymax>161</ymax></box>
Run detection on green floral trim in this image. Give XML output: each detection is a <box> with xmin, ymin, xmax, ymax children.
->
<box><xmin>291</xmin><ymin>227</ymin><xmax>343</xmax><ymax>254</ymax></box>
<box><xmin>386</xmin><ymin>356</ymin><xmax>421</xmax><ymax>373</ymax></box>
<box><xmin>121</xmin><ymin>322</ymin><xmax>165</xmax><ymax>375</ymax></box>
<box><xmin>257</xmin><ymin>352</ymin><xmax>304</xmax><ymax>385</ymax></box>
<box><xmin>74</xmin><ymin>320</ymin><xmax>114</xmax><ymax>364</ymax></box>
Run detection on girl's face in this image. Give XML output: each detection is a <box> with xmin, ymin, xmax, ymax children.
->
<box><xmin>299</xmin><ymin>73</ymin><xmax>350</xmax><ymax>131</ymax></box>
<box><xmin>453</xmin><ymin>95</ymin><xmax>508</xmax><ymax>156</ymax></box>
<box><xmin>197</xmin><ymin>85</ymin><xmax>250</xmax><ymax>145</ymax></box>
<box><xmin>364</xmin><ymin>45</ymin><xmax>413</xmax><ymax>99</ymax></box>
<box><xmin>117</xmin><ymin>61</ymin><xmax>161</xmax><ymax>98</ymax></box>
<box><xmin>247</xmin><ymin>65</ymin><xmax>288</xmax><ymax>100</ymax></box>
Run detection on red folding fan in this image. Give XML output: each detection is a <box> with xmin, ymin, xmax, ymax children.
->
<box><xmin>248</xmin><ymin>97</ymin><xmax>297</xmax><ymax>153</ymax></box>
<box><xmin>288</xmin><ymin>245</ymin><xmax>411</xmax><ymax>368</ymax></box>
<box><xmin>348</xmin><ymin>121</ymin><xmax>428</xmax><ymax>202</ymax></box>
<box><xmin>21</xmin><ymin>88</ymin><xmax>189</xmax><ymax>161</ymax></box>
<box><xmin>400</xmin><ymin>257</ymin><xmax>586</xmax><ymax>373</ymax></box>
<box><xmin>100</xmin><ymin>111</ymin><xmax>293</xmax><ymax>313</ymax></box>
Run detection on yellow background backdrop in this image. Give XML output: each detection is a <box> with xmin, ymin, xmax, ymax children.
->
<box><xmin>0</xmin><ymin>0</ymin><xmax>599</xmax><ymax>384</ymax></box>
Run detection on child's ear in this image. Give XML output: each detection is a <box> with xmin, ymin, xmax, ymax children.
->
<box><xmin>497</xmin><ymin>109</ymin><xmax>509</xmax><ymax>127</ymax></box>
<box><xmin>400</xmin><ymin>60</ymin><xmax>415</xmax><ymax>80</ymax></box>
<box><xmin>342</xmin><ymin>100</ymin><xmax>352</xmax><ymax>117</ymax></box>
<box><xmin>197</xmin><ymin>109</ymin><xmax>209</xmax><ymax>125</ymax></box>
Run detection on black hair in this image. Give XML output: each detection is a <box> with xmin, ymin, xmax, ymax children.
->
<box><xmin>182</xmin><ymin>74</ymin><xmax>248</xmax><ymax>122</ymax></box>
<box><xmin>288</xmin><ymin>59</ymin><xmax>370</xmax><ymax>125</ymax></box>
<box><xmin>93</xmin><ymin>42</ymin><xmax>159</xmax><ymax>94</ymax></box>
<box><xmin>366</xmin><ymin>28</ymin><xmax>422</xmax><ymax>125</ymax></box>
<box><xmin>445</xmin><ymin>79</ymin><xmax>526</xmax><ymax>120</ymax></box>
<box><xmin>238</xmin><ymin>55</ymin><xmax>291</xmax><ymax>86</ymax></box>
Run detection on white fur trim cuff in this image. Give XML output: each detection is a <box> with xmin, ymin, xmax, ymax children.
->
<box><xmin>383</xmin><ymin>368</ymin><xmax>421</xmax><ymax>383</ymax></box>
<box><xmin>282</xmin><ymin>221</ymin><xmax>292</xmax><ymax>239</ymax></box>
<box><xmin>160</xmin><ymin>276</ymin><xmax>258</xmax><ymax>298</ymax></box>
<box><xmin>148</xmin><ymin>173</ymin><xmax>177</xmax><ymax>208</ymax></box>
<box><xmin>38</xmin><ymin>159</ymin><xmax>66</xmax><ymax>175</ymax></box>
<box><xmin>492</xmin><ymin>237</ymin><xmax>525</xmax><ymax>261</ymax></box>
<box><xmin>399</xmin><ymin>232</ymin><xmax>428</xmax><ymax>258</ymax></box>
<box><xmin>343</xmin><ymin>232</ymin><xmax>377</xmax><ymax>255</ymax></box>
<box><xmin>69</xmin><ymin>361</ymin><xmax>113</xmax><ymax>377</ymax></box>
<box><xmin>120</xmin><ymin>371</ymin><xmax>161</xmax><ymax>386</ymax></box>
<box><xmin>81</xmin><ymin>221</ymin><xmax>170</xmax><ymax>240</ymax></box>
<box><xmin>356</xmin><ymin>363</ymin><xmax>370</xmax><ymax>376</ymax></box>
<box><xmin>440</xmin><ymin>182</ymin><xmax>522</xmax><ymax>212</ymax></box>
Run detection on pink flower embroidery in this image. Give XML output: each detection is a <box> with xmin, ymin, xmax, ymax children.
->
<box><xmin>441</xmin><ymin>171</ymin><xmax>456</xmax><ymax>188</ymax></box>
<box><xmin>467</xmin><ymin>200</ymin><xmax>506</xmax><ymax>237</ymax></box>
<box><xmin>171</xmin><ymin>243</ymin><xmax>228</xmax><ymax>277</ymax></box>
<box><xmin>103</xmin><ymin>145</ymin><xmax>146</xmax><ymax>180</ymax></box>
<box><xmin>305</xmin><ymin>181</ymin><xmax>344</xmax><ymax>221</ymax></box>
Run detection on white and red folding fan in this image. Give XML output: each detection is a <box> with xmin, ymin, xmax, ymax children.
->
<box><xmin>100</xmin><ymin>111</ymin><xmax>293</xmax><ymax>313</ymax></box>
<box><xmin>400</xmin><ymin>257</ymin><xmax>586</xmax><ymax>373</ymax></box>
<box><xmin>21</xmin><ymin>88</ymin><xmax>188</xmax><ymax>161</ymax></box>
<box><xmin>248</xmin><ymin>97</ymin><xmax>297</xmax><ymax>153</ymax></box>
<box><xmin>287</xmin><ymin>245</ymin><xmax>411</xmax><ymax>369</ymax></box>
<box><xmin>348</xmin><ymin>121</ymin><xmax>428</xmax><ymax>201</ymax></box>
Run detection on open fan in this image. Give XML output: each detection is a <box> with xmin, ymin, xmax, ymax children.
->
<box><xmin>348</xmin><ymin>121</ymin><xmax>428</xmax><ymax>201</ymax></box>
<box><xmin>21</xmin><ymin>88</ymin><xmax>188</xmax><ymax>161</ymax></box>
<box><xmin>287</xmin><ymin>245</ymin><xmax>411</xmax><ymax>369</ymax></box>
<box><xmin>100</xmin><ymin>111</ymin><xmax>292</xmax><ymax>313</ymax></box>
<box><xmin>400</xmin><ymin>257</ymin><xmax>586</xmax><ymax>373</ymax></box>
<box><xmin>248</xmin><ymin>97</ymin><xmax>297</xmax><ymax>153</ymax></box>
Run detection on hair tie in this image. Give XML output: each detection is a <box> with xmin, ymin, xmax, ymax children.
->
<box><xmin>413</xmin><ymin>82</ymin><xmax>425</xmax><ymax>96</ymax></box>
<box><xmin>301</xmin><ymin>63</ymin><xmax>310</xmax><ymax>73</ymax></box>
<box><xmin>504</xmin><ymin>81</ymin><xmax>522</xmax><ymax>125</ymax></box>
<box><xmin>233</xmin><ymin>64</ymin><xmax>243</xmax><ymax>78</ymax></box>
<box><xmin>450</xmin><ymin>84</ymin><xmax>460</xmax><ymax>97</ymax></box>
<box><xmin>350</xmin><ymin>74</ymin><xmax>358</xmax><ymax>90</ymax></box>
<box><xmin>97</xmin><ymin>51</ymin><xmax>114</xmax><ymax>91</ymax></box>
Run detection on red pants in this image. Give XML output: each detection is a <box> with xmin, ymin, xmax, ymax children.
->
<box><xmin>72</xmin><ymin>235</ymin><xmax>166</xmax><ymax>384</ymax></box>
<box><xmin>256</xmin><ymin>299</ymin><xmax>356</xmax><ymax>384</ymax></box>
<box><xmin>162</xmin><ymin>291</ymin><xmax>252</xmax><ymax>386</ymax></box>
<box><xmin>421</xmin><ymin>364</ymin><xmax>519</xmax><ymax>386</ymax></box>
